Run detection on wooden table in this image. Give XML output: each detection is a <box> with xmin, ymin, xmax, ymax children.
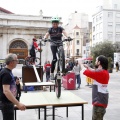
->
<box><xmin>24</xmin><ymin>82</ymin><xmax>55</xmax><ymax>92</ymax></box>
<box><xmin>14</xmin><ymin>92</ymin><xmax>88</xmax><ymax>120</ymax></box>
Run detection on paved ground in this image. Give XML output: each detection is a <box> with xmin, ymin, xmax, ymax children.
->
<box><xmin>0</xmin><ymin>64</ymin><xmax>120</xmax><ymax>120</ymax></box>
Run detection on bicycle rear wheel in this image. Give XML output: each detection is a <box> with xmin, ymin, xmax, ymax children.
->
<box><xmin>59</xmin><ymin>47</ymin><xmax>65</xmax><ymax>73</ymax></box>
<box><xmin>34</xmin><ymin>57</ymin><xmax>40</xmax><ymax>66</ymax></box>
<box><xmin>55</xmin><ymin>78</ymin><xmax>61</xmax><ymax>98</ymax></box>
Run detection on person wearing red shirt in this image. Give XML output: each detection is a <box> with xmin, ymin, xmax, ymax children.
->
<box><xmin>29</xmin><ymin>38</ymin><xmax>40</xmax><ymax>63</ymax></box>
<box><xmin>44</xmin><ymin>61</ymin><xmax>51</xmax><ymax>82</ymax></box>
<box><xmin>83</xmin><ymin>55</ymin><xmax>109</xmax><ymax>120</ymax></box>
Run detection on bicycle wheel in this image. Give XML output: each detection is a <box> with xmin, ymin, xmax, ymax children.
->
<box><xmin>25</xmin><ymin>57</ymin><xmax>32</xmax><ymax>66</ymax></box>
<box><xmin>55</xmin><ymin>77</ymin><xmax>61</xmax><ymax>98</ymax></box>
<box><xmin>34</xmin><ymin>57</ymin><xmax>40</xmax><ymax>66</ymax></box>
<box><xmin>59</xmin><ymin>47</ymin><xmax>65</xmax><ymax>73</ymax></box>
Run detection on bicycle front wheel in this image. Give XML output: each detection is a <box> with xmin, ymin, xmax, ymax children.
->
<box><xmin>59</xmin><ymin>47</ymin><xmax>65</xmax><ymax>73</ymax></box>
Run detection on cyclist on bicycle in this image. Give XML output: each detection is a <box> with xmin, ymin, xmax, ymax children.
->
<box><xmin>30</xmin><ymin>38</ymin><xmax>40</xmax><ymax>63</ymax></box>
<box><xmin>43</xmin><ymin>16</ymin><xmax>70</xmax><ymax>80</ymax></box>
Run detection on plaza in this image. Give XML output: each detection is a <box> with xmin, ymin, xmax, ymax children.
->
<box><xmin>0</xmin><ymin>64</ymin><xmax>119</xmax><ymax>120</ymax></box>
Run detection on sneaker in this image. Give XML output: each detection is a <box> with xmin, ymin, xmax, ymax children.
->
<box><xmin>50</xmin><ymin>73</ymin><xmax>54</xmax><ymax>80</ymax></box>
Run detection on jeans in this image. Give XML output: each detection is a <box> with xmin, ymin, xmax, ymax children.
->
<box><xmin>76</xmin><ymin>74</ymin><xmax>81</xmax><ymax>88</ymax></box>
<box><xmin>92</xmin><ymin>106</ymin><xmax>106</xmax><ymax>120</ymax></box>
<box><xmin>46</xmin><ymin>72</ymin><xmax>50</xmax><ymax>82</ymax></box>
<box><xmin>1</xmin><ymin>103</ymin><xmax>14</xmax><ymax>120</ymax></box>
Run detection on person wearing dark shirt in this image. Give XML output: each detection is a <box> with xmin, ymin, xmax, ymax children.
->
<box><xmin>83</xmin><ymin>55</ymin><xmax>109</xmax><ymax>120</ymax></box>
<box><xmin>44</xmin><ymin>16</ymin><xmax>69</xmax><ymax>80</ymax></box>
<box><xmin>0</xmin><ymin>53</ymin><xmax>26</xmax><ymax>120</ymax></box>
<box><xmin>30</xmin><ymin>38</ymin><xmax>40</xmax><ymax>63</ymax></box>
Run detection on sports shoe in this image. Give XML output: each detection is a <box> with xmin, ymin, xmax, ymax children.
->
<box><xmin>50</xmin><ymin>73</ymin><xmax>54</xmax><ymax>80</ymax></box>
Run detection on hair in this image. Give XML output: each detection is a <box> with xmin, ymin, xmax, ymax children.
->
<box><xmin>97</xmin><ymin>55</ymin><xmax>108</xmax><ymax>70</ymax></box>
<box><xmin>5</xmin><ymin>53</ymin><xmax>17</xmax><ymax>65</ymax></box>
<box><xmin>52</xmin><ymin>21</ymin><xmax>59</xmax><ymax>23</ymax></box>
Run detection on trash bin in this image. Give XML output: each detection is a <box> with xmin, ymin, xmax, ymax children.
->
<box><xmin>62</xmin><ymin>72</ymin><xmax>76</xmax><ymax>90</ymax></box>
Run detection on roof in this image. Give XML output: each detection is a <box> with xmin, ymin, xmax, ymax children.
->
<box><xmin>73</xmin><ymin>25</ymin><xmax>80</xmax><ymax>29</ymax></box>
<box><xmin>0</xmin><ymin>7</ymin><xmax>13</xmax><ymax>14</ymax></box>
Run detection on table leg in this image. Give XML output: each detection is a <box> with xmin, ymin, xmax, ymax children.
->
<box><xmin>44</xmin><ymin>106</ymin><xmax>46</xmax><ymax>120</ymax></box>
<box><xmin>38</xmin><ymin>108</ymin><xmax>40</xmax><ymax>119</ymax></box>
<box><xmin>82</xmin><ymin>104</ymin><xmax>84</xmax><ymax>120</ymax></box>
<box><xmin>50</xmin><ymin>86</ymin><xmax>51</xmax><ymax>92</ymax></box>
<box><xmin>52</xmin><ymin>106</ymin><xmax>55</xmax><ymax>120</ymax></box>
<box><xmin>66</xmin><ymin>106</ymin><xmax>68</xmax><ymax>117</ymax></box>
<box><xmin>14</xmin><ymin>110</ymin><xmax>16</xmax><ymax>120</ymax></box>
<box><xmin>54</xmin><ymin>86</ymin><xmax>55</xmax><ymax>92</ymax></box>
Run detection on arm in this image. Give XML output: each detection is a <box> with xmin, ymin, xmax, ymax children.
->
<box><xmin>62</xmin><ymin>30</ymin><xmax>68</xmax><ymax>38</ymax></box>
<box><xmin>44</xmin><ymin>32</ymin><xmax>50</xmax><ymax>39</ymax></box>
<box><xmin>3</xmin><ymin>85</ymin><xmax>26</xmax><ymax>110</ymax></box>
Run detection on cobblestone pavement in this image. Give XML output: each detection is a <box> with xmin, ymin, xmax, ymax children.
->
<box><xmin>0</xmin><ymin>65</ymin><xmax>120</xmax><ymax>120</ymax></box>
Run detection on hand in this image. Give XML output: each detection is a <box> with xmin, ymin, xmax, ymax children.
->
<box><xmin>17</xmin><ymin>102</ymin><xmax>26</xmax><ymax>111</ymax></box>
<box><xmin>83</xmin><ymin>64</ymin><xmax>89</xmax><ymax>69</ymax></box>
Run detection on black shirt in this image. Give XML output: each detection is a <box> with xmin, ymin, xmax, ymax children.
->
<box><xmin>48</xmin><ymin>26</ymin><xmax>64</xmax><ymax>40</ymax></box>
<box><xmin>0</xmin><ymin>68</ymin><xmax>17</xmax><ymax>103</ymax></box>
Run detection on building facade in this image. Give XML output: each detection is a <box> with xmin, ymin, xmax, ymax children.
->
<box><xmin>92</xmin><ymin>0</ymin><xmax>120</xmax><ymax>46</ymax></box>
<box><xmin>0</xmin><ymin>7</ymin><xmax>60</xmax><ymax>63</ymax></box>
<box><xmin>64</xmin><ymin>11</ymin><xmax>89</xmax><ymax>58</ymax></box>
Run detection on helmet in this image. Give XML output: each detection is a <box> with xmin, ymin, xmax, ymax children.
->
<box><xmin>51</xmin><ymin>16</ymin><xmax>60</xmax><ymax>23</ymax></box>
<box><xmin>33</xmin><ymin>38</ymin><xmax>37</xmax><ymax>41</ymax></box>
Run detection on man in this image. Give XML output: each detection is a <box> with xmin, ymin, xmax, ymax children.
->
<box><xmin>83</xmin><ymin>55</ymin><xmax>109</xmax><ymax>120</ymax></box>
<box><xmin>30</xmin><ymin>38</ymin><xmax>40</xmax><ymax>63</ymax></box>
<box><xmin>0</xmin><ymin>53</ymin><xmax>26</xmax><ymax>120</ymax></box>
<box><xmin>44</xmin><ymin>16</ymin><xmax>69</xmax><ymax>80</ymax></box>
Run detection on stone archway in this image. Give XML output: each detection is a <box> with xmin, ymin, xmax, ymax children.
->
<box><xmin>9</xmin><ymin>40</ymin><xmax>28</xmax><ymax>59</ymax></box>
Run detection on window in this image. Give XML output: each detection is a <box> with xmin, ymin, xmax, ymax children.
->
<box><xmin>108</xmin><ymin>12</ymin><xmax>113</xmax><ymax>18</ymax></box>
<box><xmin>99</xmin><ymin>23</ymin><xmax>102</xmax><ymax>29</ymax></box>
<box><xmin>76</xmin><ymin>40</ymin><xmax>80</xmax><ymax>45</ymax></box>
<box><xmin>116</xmin><ymin>13</ymin><xmax>120</xmax><ymax>18</ymax></box>
<box><xmin>99</xmin><ymin>32</ymin><xmax>102</xmax><ymax>39</ymax></box>
<box><xmin>96</xmin><ymin>33</ymin><xmax>99</xmax><ymax>40</ymax></box>
<box><xmin>116</xmin><ymin>24</ymin><xmax>120</xmax><ymax>29</ymax></box>
<box><xmin>84</xmin><ymin>50</ymin><xmax>86</xmax><ymax>54</ymax></box>
<box><xmin>76</xmin><ymin>49</ymin><xmax>79</xmax><ymax>55</ymax></box>
<box><xmin>108</xmin><ymin>22</ymin><xmax>113</xmax><ymax>31</ymax></box>
<box><xmin>93</xmin><ymin>35</ymin><xmax>95</xmax><ymax>40</ymax></box>
<box><xmin>99</xmin><ymin>13</ymin><xmax>102</xmax><ymax>20</ymax></box>
<box><xmin>114</xmin><ymin>4</ymin><xmax>117</xmax><ymax>9</ymax></box>
<box><xmin>116</xmin><ymin>34</ymin><xmax>120</xmax><ymax>41</ymax></box>
<box><xmin>76</xmin><ymin>32</ymin><xmax>79</xmax><ymax>35</ymax></box>
<box><xmin>96</xmin><ymin>15</ymin><xmax>99</xmax><ymax>22</ymax></box>
<box><xmin>108</xmin><ymin>33</ymin><xmax>113</xmax><ymax>40</ymax></box>
<box><xmin>93</xmin><ymin>26</ymin><xmax>95</xmax><ymax>32</ymax></box>
<box><xmin>96</xmin><ymin>24</ymin><xmax>99</xmax><ymax>30</ymax></box>
<box><xmin>93</xmin><ymin>17</ymin><xmax>95</xmax><ymax>23</ymax></box>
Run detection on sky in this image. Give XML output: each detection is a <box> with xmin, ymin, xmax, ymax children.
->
<box><xmin>0</xmin><ymin>0</ymin><xmax>101</xmax><ymax>23</ymax></box>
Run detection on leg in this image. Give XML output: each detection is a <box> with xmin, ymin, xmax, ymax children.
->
<box><xmin>50</xmin><ymin>46</ymin><xmax>58</xmax><ymax>73</ymax></box>
<box><xmin>82</xmin><ymin>104</ymin><xmax>84</xmax><ymax>120</ymax></box>
<box><xmin>77</xmin><ymin>74</ymin><xmax>81</xmax><ymax>88</ymax></box>
<box><xmin>50</xmin><ymin>86</ymin><xmax>51</xmax><ymax>92</ymax></box>
<box><xmin>52</xmin><ymin>106</ymin><xmax>55</xmax><ymax>120</ymax></box>
<box><xmin>92</xmin><ymin>106</ymin><xmax>106</xmax><ymax>120</ymax></box>
<box><xmin>38</xmin><ymin>108</ymin><xmax>40</xmax><ymax>119</ymax></box>
<box><xmin>66</xmin><ymin>106</ymin><xmax>68</xmax><ymax>117</ymax></box>
<box><xmin>44</xmin><ymin>107</ymin><xmax>46</xmax><ymax>120</ymax></box>
<box><xmin>2</xmin><ymin>103</ymin><xmax>14</xmax><ymax>120</ymax></box>
<box><xmin>14</xmin><ymin>110</ymin><xmax>16</xmax><ymax>120</ymax></box>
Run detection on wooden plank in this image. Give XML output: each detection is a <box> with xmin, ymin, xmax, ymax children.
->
<box><xmin>25</xmin><ymin>82</ymin><xmax>55</xmax><ymax>86</ymax></box>
<box><xmin>33</xmin><ymin>65</ymin><xmax>41</xmax><ymax>82</ymax></box>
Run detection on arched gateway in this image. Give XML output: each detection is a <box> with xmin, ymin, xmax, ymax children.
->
<box><xmin>9</xmin><ymin>40</ymin><xmax>28</xmax><ymax>59</ymax></box>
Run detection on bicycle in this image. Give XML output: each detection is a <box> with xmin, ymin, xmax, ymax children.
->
<box><xmin>25</xmin><ymin>54</ymin><xmax>40</xmax><ymax>66</ymax></box>
<box><xmin>44</xmin><ymin>38</ymin><xmax>73</xmax><ymax>98</ymax></box>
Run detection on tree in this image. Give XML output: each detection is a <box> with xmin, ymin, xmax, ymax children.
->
<box><xmin>91</xmin><ymin>42</ymin><xmax>115</xmax><ymax>58</ymax></box>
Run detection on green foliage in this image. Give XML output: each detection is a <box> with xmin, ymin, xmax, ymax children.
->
<box><xmin>91</xmin><ymin>42</ymin><xmax>115</xmax><ymax>59</ymax></box>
